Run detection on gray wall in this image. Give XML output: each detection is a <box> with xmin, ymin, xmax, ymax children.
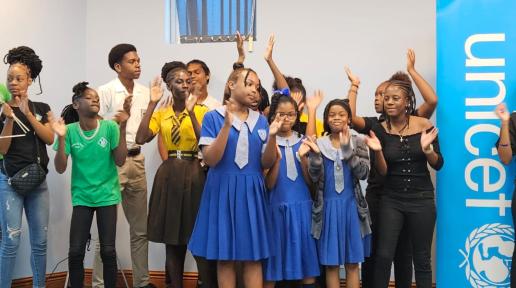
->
<box><xmin>2</xmin><ymin>0</ymin><xmax>436</xmax><ymax>278</ymax></box>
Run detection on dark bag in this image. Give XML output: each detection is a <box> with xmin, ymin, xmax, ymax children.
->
<box><xmin>7</xmin><ymin>162</ymin><xmax>46</xmax><ymax>196</ymax></box>
<box><xmin>3</xmin><ymin>102</ymin><xmax>46</xmax><ymax>195</ymax></box>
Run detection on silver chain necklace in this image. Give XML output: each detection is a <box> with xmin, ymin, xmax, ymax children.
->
<box><xmin>79</xmin><ymin>119</ymin><xmax>100</xmax><ymax>141</ymax></box>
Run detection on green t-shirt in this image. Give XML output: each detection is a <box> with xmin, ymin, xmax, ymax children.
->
<box><xmin>54</xmin><ymin>120</ymin><xmax>121</xmax><ymax>207</ymax></box>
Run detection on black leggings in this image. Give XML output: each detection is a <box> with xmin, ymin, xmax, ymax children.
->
<box><xmin>362</xmin><ymin>192</ymin><xmax>413</xmax><ymax>288</ymax></box>
<box><xmin>373</xmin><ymin>195</ymin><xmax>435</xmax><ymax>288</ymax></box>
<box><xmin>68</xmin><ymin>205</ymin><xmax>117</xmax><ymax>288</ymax></box>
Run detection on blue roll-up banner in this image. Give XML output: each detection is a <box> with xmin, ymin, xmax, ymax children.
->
<box><xmin>437</xmin><ymin>0</ymin><xmax>516</xmax><ymax>287</ymax></box>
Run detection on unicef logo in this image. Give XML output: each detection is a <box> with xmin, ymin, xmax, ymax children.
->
<box><xmin>459</xmin><ymin>223</ymin><xmax>514</xmax><ymax>287</ymax></box>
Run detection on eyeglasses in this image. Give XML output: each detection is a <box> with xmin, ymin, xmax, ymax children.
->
<box><xmin>276</xmin><ymin>112</ymin><xmax>297</xmax><ymax>119</ymax></box>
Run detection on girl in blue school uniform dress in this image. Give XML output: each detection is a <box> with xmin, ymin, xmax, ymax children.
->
<box><xmin>188</xmin><ymin>67</ymin><xmax>282</xmax><ymax>288</ymax></box>
<box><xmin>305</xmin><ymin>99</ymin><xmax>373</xmax><ymax>288</ymax></box>
<box><xmin>263</xmin><ymin>92</ymin><xmax>320</xmax><ymax>288</ymax></box>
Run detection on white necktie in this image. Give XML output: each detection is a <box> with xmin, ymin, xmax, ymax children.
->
<box><xmin>285</xmin><ymin>139</ymin><xmax>298</xmax><ymax>181</ymax></box>
<box><xmin>334</xmin><ymin>149</ymin><xmax>344</xmax><ymax>193</ymax></box>
<box><xmin>235</xmin><ymin>123</ymin><xmax>249</xmax><ymax>169</ymax></box>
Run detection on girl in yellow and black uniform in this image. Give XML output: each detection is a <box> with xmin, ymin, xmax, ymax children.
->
<box><xmin>136</xmin><ymin>61</ymin><xmax>208</xmax><ymax>288</ymax></box>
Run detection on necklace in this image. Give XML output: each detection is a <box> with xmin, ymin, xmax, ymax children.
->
<box><xmin>390</xmin><ymin>119</ymin><xmax>409</xmax><ymax>143</ymax></box>
<box><xmin>79</xmin><ymin>119</ymin><xmax>100</xmax><ymax>141</ymax></box>
<box><xmin>398</xmin><ymin>122</ymin><xmax>409</xmax><ymax>142</ymax></box>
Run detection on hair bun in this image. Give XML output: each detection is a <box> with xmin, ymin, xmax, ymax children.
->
<box><xmin>388</xmin><ymin>71</ymin><xmax>411</xmax><ymax>84</ymax></box>
<box><xmin>72</xmin><ymin>81</ymin><xmax>89</xmax><ymax>97</ymax></box>
<box><xmin>161</xmin><ymin>61</ymin><xmax>187</xmax><ymax>82</ymax></box>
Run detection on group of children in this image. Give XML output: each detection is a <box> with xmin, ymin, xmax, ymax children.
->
<box><xmin>1</xmin><ymin>34</ymin><xmax>513</xmax><ymax>288</ymax></box>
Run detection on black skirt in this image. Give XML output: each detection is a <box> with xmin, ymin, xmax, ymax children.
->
<box><xmin>147</xmin><ymin>158</ymin><xmax>205</xmax><ymax>245</ymax></box>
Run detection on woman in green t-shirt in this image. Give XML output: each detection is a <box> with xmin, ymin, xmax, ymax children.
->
<box><xmin>50</xmin><ymin>82</ymin><xmax>129</xmax><ymax>288</ymax></box>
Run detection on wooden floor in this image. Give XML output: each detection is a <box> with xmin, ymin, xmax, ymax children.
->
<box><xmin>12</xmin><ymin>270</ymin><xmax>433</xmax><ymax>287</ymax></box>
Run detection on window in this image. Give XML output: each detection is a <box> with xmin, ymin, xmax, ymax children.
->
<box><xmin>166</xmin><ymin>0</ymin><xmax>256</xmax><ymax>44</ymax></box>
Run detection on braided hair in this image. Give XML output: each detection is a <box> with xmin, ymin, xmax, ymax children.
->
<box><xmin>226</xmin><ymin>64</ymin><xmax>267</xmax><ymax>112</ymax></box>
<box><xmin>223</xmin><ymin>67</ymin><xmax>257</xmax><ymax>102</ymax></box>
<box><xmin>4</xmin><ymin>46</ymin><xmax>43</xmax><ymax>94</ymax></box>
<box><xmin>61</xmin><ymin>82</ymin><xmax>90</xmax><ymax>124</ymax></box>
<box><xmin>267</xmin><ymin>92</ymin><xmax>302</xmax><ymax>135</ymax></box>
<box><xmin>322</xmin><ymin>99</ymin><xmax>352</xmax><ymax>135</ymax></box>
<box><xmin>382</xmin><ymin>71</ymin><xmax>417</xmax><ymax>130</ymax></box>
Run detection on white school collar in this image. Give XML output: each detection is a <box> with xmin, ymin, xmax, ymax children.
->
<box><xmin>316</xmin><ymin>135</ymin><xmax>354</xmax><ymax>160</ymax></box>
<box><xmin>215</xmin><ymin>106</ymin><xmax>260</xmax><ymax>132</ymax></box>
<box><xmin>276</xmin><ymin>133</ymin><xmax>302</xmax><ymax>147</ymax></box>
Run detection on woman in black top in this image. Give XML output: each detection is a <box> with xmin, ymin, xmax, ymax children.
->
<box><xmin>347</xmin><ymin>50</ymin><xmax>439</xmax><ymax>288</ymax></box>
<box><xmin>0</xmin><ymin>46</ymin><xmax>54</xmax><ymax>288</ymax></box>
<box><xmin>494</xmin><ymin>103</ymin><xmax>515</xmax><ymax>287</ymax></box>
<box><xmin>364</xmin><ymin>73</ymin><xmax>443</xmax><ymax>288</ymax></box>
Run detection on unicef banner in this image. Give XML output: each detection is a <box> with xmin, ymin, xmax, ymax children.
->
<box><xmin>437</xmin><ymin>0</ymin><xmax>516</xmax><ymax>287</ymax></box>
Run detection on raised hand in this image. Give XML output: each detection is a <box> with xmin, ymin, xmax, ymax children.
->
<box><xmin>158</xmin><ymin>95</ymin><xmax>173</xmax><ymax>109</ymax></box>
<box><xmin>1</xmin><ymin>103</ymin><xmax>14</xmax><ymax>119</ymax></box>
<box><xmin>420</xmin><ymin>127</ymin><xmax>438</xmax><ymax>151</ymax></box>
<box><xmin>298</xmin><ymin>143</ymin><xmax>310</xmax><ymax>158</ymax></box>
<box><xmin>113</xmin><ymin>109</ymin><xmax>130</xmax><ymax>124</ymax></box>
<box><xmin>276</xmin><ymin>145</ymin><xmax>283</xmax><ymax>160</ymax></box>
<box><xmin>291</xmin><ymin>91</ymin><xmax>305</xmax><ymax>112</ymax></box>
<box><xmin>150</xmin><ymin>76</ymin><xmax>164</xmax><ymax>103</ymax></box>
<box><xmin>186</xmin><ymin>94</ymin><xmax>198</xmax><ymax>113</ymax></box>
<box><xmin>224</xmin><ymin>98</ymin><xmax>236</xmax><ymax>127</ymax></box>
<box><xmin>48</xmin><ymin>111</ymin><xmax>67</xmax><ymax>137</ymax></box>
<box><xmin>17</xmin><ymin>97</ymin><xmax>30</xmax><ymax>115</ymax></box>
<box><xmin>190</xmin><ymin>84</ymin><xmax>201</xmax><ymax>97</ymax></box>
<box><xmin>365</xmin><ymin>131</ymin><xmax>382</xmax><ymax>151</ymax></box>
<box><xmin>123</xmin><ymin>94</ymin><xmax>133</xmax><ymax>115</ymax></box>
<box><xmin>299</xmin><ymin>135</ymin><xmax>320</xmax><ymax>156</ymax></box>
<box><xmin>495</xmin><ymin>103</ymin><xmax>510</xmax><ymax>122</ymax></box>
<box><xmin>407</xmin><ymin>48</ymin><xmax>416</xmax><ymax>72</ymax></box>
<box><xmin>236</xmin><ymin>31</ymin><xmax>245</xmax><ymax>61</ymax></box>
<box><xmin>306</xmin><ymin>90</ymin><xmax>324</xmax><ymax>111</ymax></box>
<box><xmin>345</xmin><ymin>66</ymin><xmax>360</xmax><ymax>86</ymax></box>
<box><xmin>340</xmin><ymin>123</ymin><xmax>351</xmax><ymax>146</ymax></box>
<box><xmin>264</xmin><ymin>34</ymin><xmax>275</xmax><ymax>62</ymax></box>
<box><xmin>269</xmin><ymin>114</ymin><xmax>285</xmax><ymax>136</ymax></box>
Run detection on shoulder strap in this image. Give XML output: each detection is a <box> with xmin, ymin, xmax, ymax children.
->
<box><xmin>31</xmin><ymin>102</ymin><xmax>41</xmax><ymax>165</ymax></box>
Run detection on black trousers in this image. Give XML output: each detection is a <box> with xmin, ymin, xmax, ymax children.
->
<box><xmin>362</xmin><ymin>191</ymin><xmax>413</xmax><ymax>288</ymax></box>
<box><xmin>373</xmin><ymin>194</ymin><xmax>435</xmax><ymax>288</ymax></box>
<box><xmin>68</xmin><ymin>205</ymin><xmax>117</xmax><ymax>288</ymax></box>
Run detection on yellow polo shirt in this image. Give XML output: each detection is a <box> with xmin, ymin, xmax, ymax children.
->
<box><xmin>149</xmin><ymin>104</ymin><xmax>208</xmax><ymax>151</ymax></box>
<box><xmin>300</xmin><ymin>112</ymin><xmax>324</xmax><ymax>137</ymax></box>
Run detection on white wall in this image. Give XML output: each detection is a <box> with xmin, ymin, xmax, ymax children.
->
<box><xmin>0</xmin><ymin>0</ymin><xmax>86</xmax><ymax>279</ymax></box>
<box><xmin>2</xmin><ymin>0</ymin><xmax>436</xmax><ymax>279</ymax></box>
